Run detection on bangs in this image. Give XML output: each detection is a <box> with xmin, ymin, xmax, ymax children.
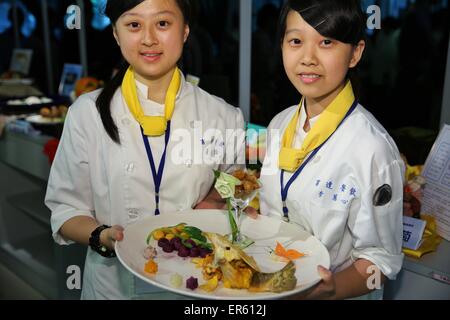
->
<box><xmin>106</xmin><ymin>0</ymin><xmax>190</xmax><ymax>25</ymax></box>
<box><xmin>105</xmin><ymin>0</ymin><xmax>145</xmax><ymax>24</ymax></box>
<box><xmin>280</xmin><ymin>0</ymin><xmax>366</xmax><ymax>45</ymax></box>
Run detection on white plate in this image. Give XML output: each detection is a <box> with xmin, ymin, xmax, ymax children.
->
<box><xmin>25</xmin><ymin>114</ymin><xmax>63</xmax><ymax>125</ymax></box>
<box><xmin>115</xmin><ymin>210</ymin><xmax>330</xmax><ymax>300</ymax></box>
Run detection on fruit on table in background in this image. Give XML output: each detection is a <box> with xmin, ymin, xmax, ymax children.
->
<box><xmin>75</xmin><ymin>77</ymin><xmax>102</xmax><ymax>97</ymax></box>
<box><xmin>0</xmin><ymin>70</ymin><xmax>21</xmax><ymax>79</ymax></box>
<box><xmin>40</xmin><ymin>105</ymin><xmax>68</xmax><ymax>119</ymax></box>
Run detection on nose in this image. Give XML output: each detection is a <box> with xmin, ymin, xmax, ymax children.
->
<box><xmin>141</xmin><ymin>26</ymin><xmax>158</xmax><ymax>46</ymax></box>
<box><xmin>300</xmin><ymin>43</ymin><xmax>317</xmax><ymax>66</ymax></box>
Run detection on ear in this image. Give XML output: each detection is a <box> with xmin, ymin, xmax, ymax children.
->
<box><xmin>349</xmin><ymin>40</ymin><xmax>366</xmax><ymax>68</ymax></box>
<box><xmin>183</xmin><ymin>24</ymin><xmax>190</xmax><ymax>43</ymax></box>
<box><xmin>113</xmin><ymin>27</ymin><xmax>120</xmax><ymax>46</ymax></box>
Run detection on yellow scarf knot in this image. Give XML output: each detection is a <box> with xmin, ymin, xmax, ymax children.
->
<box><xmin>279</xmin><ymin>81</ymin><xmax>356</xmax><ymax>172</ymax></box>
<box><xmin>121</xmin><ymin>67</ymin><xmax>181</xmax><ymax>136</ymax></box>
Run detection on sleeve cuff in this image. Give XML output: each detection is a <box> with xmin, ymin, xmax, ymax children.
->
<box><xmin>351</xmin><ymin>247</ymin><xmax>404</xmax><ymax>280</ymax></box>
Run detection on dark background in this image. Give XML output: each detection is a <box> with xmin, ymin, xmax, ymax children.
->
<box><xmin>0</xmin><ymin>0</ymin><xmax>449</xmax><ymax>164</ymax></box>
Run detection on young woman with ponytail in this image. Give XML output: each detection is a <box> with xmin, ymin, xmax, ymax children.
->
<box><xmin>45</xmin><ymin>0</ymin><xmax>244</xmax><ymax>299</ymax></box>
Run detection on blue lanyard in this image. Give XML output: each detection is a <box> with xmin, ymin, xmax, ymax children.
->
<box><xmin>141</xmin><ymin>121</ymin><xmax>171</xmax><ymax>216</ymax></box>
<box><xmin>280</xmin><ymin>101</ymin><xmax>358</xmax><ymax>222</ymax></box>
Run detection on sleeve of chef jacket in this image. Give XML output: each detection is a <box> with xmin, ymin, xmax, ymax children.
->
<box><xmin>45</xmin><ymin>98</ymin><xmax>95</xmax><ymax>245</ymax></box>
<box><xmin>219</xmin><ymin>107</ymin><xmax>245</xmax><ymax>173</ymax></box>
<box><xmin>349</xmin><ymin>159</ymin><xmax>405</xmax><ymax>280</ymax></box>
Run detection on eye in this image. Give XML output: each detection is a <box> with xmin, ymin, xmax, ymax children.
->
<box><xmin>127</xmin><ymin>22</ymin><xmax>140</xmax><ymax>30</ymax></box>
<box><xmin>288</xmin><ymin>38</ymin><xmax>302</xmax><ymax>46</ymax></box>
<box><xmin>321</xmin><ymin>39</ymin><xmax>333</xmax><ymax>47</ymax></box>
<box><xmin>158</xmin><ymin>20</ymin><xmax>170</xmax><ymax>28</ymax></box>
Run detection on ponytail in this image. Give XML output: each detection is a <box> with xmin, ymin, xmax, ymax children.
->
<box><xmin>95</xmin><ymin>60</ymin><xmax>129</xmax><ymax>144</ymax></box>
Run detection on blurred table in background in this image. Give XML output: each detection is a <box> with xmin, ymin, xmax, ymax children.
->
<box><xmin>0</xmin><ymin>82</ymin><xmax>43</xmax><ymax>99</ymax></box>
<box><xmin>384</xmin><ymin>239</ymin><xmax>450</xmax><ymax>299</ymax></box>
<box><xmin>0</xmin><ymin>130</ymin><xmax>86</xmax><ymax>299</ymax></box>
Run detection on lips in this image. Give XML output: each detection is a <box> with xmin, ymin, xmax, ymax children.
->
<box><xmin>140</xmin><ymin>52</ymin><xmax>162</xmax><ymax>62</ymax></box>
<box><xmin>298</xmin><ymin>73</ymin><xmax>321</xmax><ymax>84</ymax></box>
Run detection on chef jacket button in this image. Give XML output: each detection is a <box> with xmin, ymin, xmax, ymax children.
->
<box><xmin>190</xmin><ymin>120</ymin><xmax>200</xmax><ymax>129</ymax></box>
<box><xmin>122</xmin><ymin>118</ymin><xmax>131</xmax><ymax>126</ymax></box>
<box><xmin>127</xmin><ymin>208</ymin><xmax>139</xmax><ymax>217</ymax></box>
<box><xmin>127</xmin><ymin>208</ymin><xmax>139</xmax><ymax>219</ymax></box>
<box><xmin>184</xmin><ymin>159</ymin><xmax>193</xmax><ymax>168</ymax></box>
<box><xmin>126</xmin><ymin>162</ymin><xmax>135</xmax><ymax>172</ymax></box>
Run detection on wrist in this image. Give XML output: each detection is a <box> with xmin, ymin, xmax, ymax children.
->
<box><xmin>99</xmin><ymin>228</ymin><xmax>109</xmax><ymax>248</ymax></box>
<box><xmin>89</xmin><ymin>225</ymin><xmax>116</xmax><ymax>258</ymax></box>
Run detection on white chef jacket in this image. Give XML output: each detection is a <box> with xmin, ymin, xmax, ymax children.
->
<box><xmin>260</xmin><ymin>102</ymin><xmax>405</xmax><ymax>284</ymax></box>
<box><xmin>45</xmin><ymin>72</ymin><xmax>245</xmax><ymax>299</ymax></box>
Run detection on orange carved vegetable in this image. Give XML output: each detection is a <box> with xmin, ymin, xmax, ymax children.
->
<box><xmin>275</xmin><ymin>242</ymin><xmax>305</xmax><ymax>261</ymax></box>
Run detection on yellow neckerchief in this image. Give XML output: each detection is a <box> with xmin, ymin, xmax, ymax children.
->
<box><xmin>121</xmin><ymin>67</ymin><xmax>181</xmax><ymax>136</ymax></box>
<box><xmin>279</xmin><ymin>81</ymin><xmax>355</xmax><ymax>172</ymax></box>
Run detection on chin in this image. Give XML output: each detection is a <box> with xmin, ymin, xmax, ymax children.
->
<box><xmin>136</xmin><ymin>66</ymin><xmax>170</xmax><ymax>80</ymax></box>
<box><xmin>296</xmin><ymin>86</ymin><xmax>325</xmax><ymax>99</ymax></box>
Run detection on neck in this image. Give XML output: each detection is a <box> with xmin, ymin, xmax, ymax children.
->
<box><xmin>304</xmin><ymin>81</ymin><xmax>347</xmax><ymax>119</ymax></box>
<box><xmin>135</xmin><ymin>68</ymin><xmax>177</xmax><ymax>104</ymax></box>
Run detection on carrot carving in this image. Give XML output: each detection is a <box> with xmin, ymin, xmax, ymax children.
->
<box><xmin>275</xmin><ymin>242</ymin><xmax>305</xmax><ymax>260</ymax></box>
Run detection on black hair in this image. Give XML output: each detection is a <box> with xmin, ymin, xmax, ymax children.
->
<box><xmin>96</xmin><ymin>0</ymin><xmax>191</xmax><ymax>144</ymax></box>
<box><xmin>278</xmin><ymin>0</ymin><xmax>366</xmax><ymax>97</ymax></box>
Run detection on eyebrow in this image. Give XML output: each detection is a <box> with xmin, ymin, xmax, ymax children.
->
<box><xmin>121</xmin><ymin>10</ymin><xmax>176</xmax><ymax>18</ymax></box>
